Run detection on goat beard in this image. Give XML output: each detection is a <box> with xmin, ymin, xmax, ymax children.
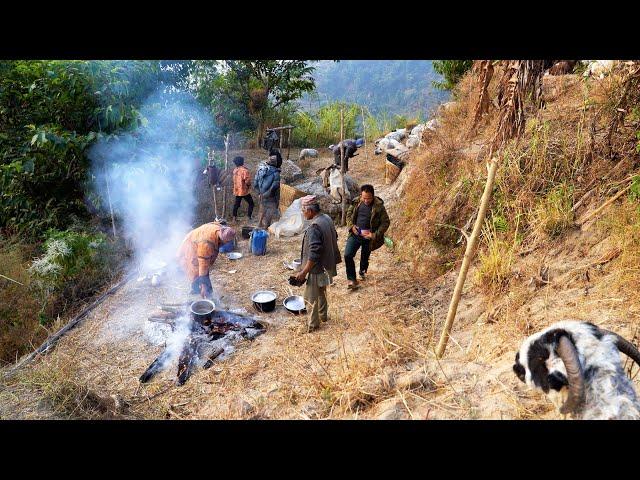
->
<box><xmin>547</xmin><ymin>388</ymin><xmax>570</xmax><ymax>416</ymax></box>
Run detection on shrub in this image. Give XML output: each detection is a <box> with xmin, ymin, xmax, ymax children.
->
<box><xmin>432</xmin><ymin>60</ymin><xmax>473</xmax><ymax>91</ymax></box>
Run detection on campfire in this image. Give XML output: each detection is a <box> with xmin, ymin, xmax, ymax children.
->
<box><xmin>141</xmin><ymin>302</ymin><xmax>265</xmax><ymax>385</ymax></box>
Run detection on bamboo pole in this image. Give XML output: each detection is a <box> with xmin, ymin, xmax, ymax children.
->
<box><xmin>361</xmin><ymin>106</ymin><xmax>368</xmax><ymax>162</ymax></box>
<box><xmin>436</xmin><ymin>157</ymin><xmax>499</xmax><ymax>358</ymax></box>
<box><xmin>287</xmin><ymin>128</ymin><xmax>291</xmax><ymax>161</ymax></box>
<box><xmin>105</xmin><ymin>169</ymin><xmax>117</xmax><ymax>238</ymax></box>
<box><xmin>340</xmin><ymin>109</ymin><xmax>347</xmax><ymax>226</ymax></box>
<box><xmin>222</xmin><ymin>134</ymin><xmax>229</xmax><ymax>220</ymax></box>
<box><xmin>0</xmin><ymin>273</ymin><xmax>25</xmax><ymax>286</ymax></box>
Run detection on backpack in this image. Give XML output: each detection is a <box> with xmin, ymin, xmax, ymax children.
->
<box><xmin>254</xmin><ymin>163</ymin><xmax>272</xmax><ymax>194</ymax></box>
<box><xmin>263</xmin><ymin>129</ymin><xmax>279</xmax><ymax>152</ymax></box>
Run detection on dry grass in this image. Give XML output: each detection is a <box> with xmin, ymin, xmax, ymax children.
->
<box><xmin>0</xmin><ymin>240</ymin><xmax>49</xmax><ymax>365</ymax></box>
<box><xmin>475</xmin><ymin>221</ymin><xmax>517</xmax><ymax>295</ymax></box>
<box><xmin>529</xmin><ymin>183</ymin><xmax>575</xmax><ymax>240</ymax></box>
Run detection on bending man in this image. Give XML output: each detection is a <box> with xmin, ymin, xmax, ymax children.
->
<box><xmin>176</xmin><ymin>222</ymin><xmax>236</xmax><ymax>298</ymax></box>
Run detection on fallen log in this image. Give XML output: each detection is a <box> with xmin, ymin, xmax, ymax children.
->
<box><xmin>577</xmin><ymin>182</ymin><xmax>633</xmax><ymax>227</ymax></box>
<box><xmin>3</xmin><ymin>273</ymin><xmax>133</xmax><ymax>380</ymax></box>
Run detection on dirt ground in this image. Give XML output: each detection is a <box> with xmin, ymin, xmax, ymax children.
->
<box><xmin>2</xmin><ymin>140</ymin><xmax>640</xmax><ymax>420</ymax></box>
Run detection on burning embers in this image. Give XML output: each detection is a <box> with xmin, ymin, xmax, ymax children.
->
<box><xmin>141</xmin><ymin>302</ymin><xmax>265</xmax><ymax>386</ymax></box>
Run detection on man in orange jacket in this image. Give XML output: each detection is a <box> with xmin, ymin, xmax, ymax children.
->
<box><xmin>232</xmin><ymin>156</ymin><xmax>254</xmax><ymax>223</ymax></box>
<box><xmin>176</xmin><ymin>222</ymin><xmax>236</xmax><ymax>298</ymax></box>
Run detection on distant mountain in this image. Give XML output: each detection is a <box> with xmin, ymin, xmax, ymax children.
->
<box><xmin>301</xmin><ymin>60</ymin><xmax>450</xmax><ymax>119</ymax></box>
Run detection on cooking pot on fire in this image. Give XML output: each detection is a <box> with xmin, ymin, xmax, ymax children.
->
<box><xmin>190</xmin><ymin>299</ymin><xmax>216</xmax><ymax>324</ymax></box>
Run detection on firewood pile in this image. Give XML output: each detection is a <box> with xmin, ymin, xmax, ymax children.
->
<box><xmin>141</xmin><ymin>302</ymin><xmax>265</xmax><ymax>386</ymax></box>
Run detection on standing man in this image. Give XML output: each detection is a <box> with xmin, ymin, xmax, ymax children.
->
<box><xmin>231</xmin><ymin>156</ymin><xmax>254</xmax><ymax>223</ymax></box>
<box><xmin>329</xmin><ymin>139</ymin><xmax>359</xmax><ymax>172</ymax></box>
<box><xmin>254</xmin><ymin>154</ymin><xmax>281</xmax><ymax>229</ymax></box>
<box><xmin>344</xmin><ymin>184</ymin><xmax>390</xmax><ymax>289</ymax></box>
<box><xmin>293</xmin><ymin>195</ymin><xmax>342</xmax><ymax>333</ymax></box>
<box><xmin>176</xmin><ymin>222</ymin><xmax>236</xmax><ymax>298</ymax></box>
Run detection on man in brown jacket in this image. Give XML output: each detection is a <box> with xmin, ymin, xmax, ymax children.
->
<box><xmin>345</xmin><ymin>184</ymin><xmax>390</xmax><ymax>289</ymax></box>
<box><xmin>293</xmin><ymin>195</ymin><xmax>342</xmax><ymax>333</ymax></box>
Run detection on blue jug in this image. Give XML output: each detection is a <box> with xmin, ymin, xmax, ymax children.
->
<box><xmin>250</xmin><ymin>229</ymin><xmax>268</xmax><ymax>256</ymax></box>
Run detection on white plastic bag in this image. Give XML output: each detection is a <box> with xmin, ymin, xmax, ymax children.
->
<box><xmin>268</xmin><ymin>198</ymin><xmax>308</xmax><ymax>238</ymax></box>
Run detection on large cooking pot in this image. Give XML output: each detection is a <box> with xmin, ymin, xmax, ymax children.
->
<box><xmin>190</xmin><ymin>299</ymin><xmax>215</xmax><ymax>324</ymax></box>
<box><xmin>251</xmin><ymin>290</ymin><xmax>277</xmax><ymax>313</ymax></box>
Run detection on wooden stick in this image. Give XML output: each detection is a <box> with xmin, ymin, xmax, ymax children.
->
<box><xmin>0</xmin><ymin>274</ymin><xmax>25</xmax><ymax>286</ymax></box>
<box><xmin>340</xmin><ymin>109</ymin><xmax>347</xmax><ymax>226</ymax></box>
<box><xmin>577</xmin><ymin>182</ymin><xmax>633</xmax><ymax>227</ymax></box>
<box><xmin>436</xmin><ymin>157</ymin><xmax>499</xmax><ymax>358</ymax></box>
<box><xmin>222</xmin><ymin>134</ymin><xmax>229</xmax><ymax>219</ymax></box>
<box><xmin>286</xmin><ymin>128</ymin><xmax>291</xmax><ymax>161</ymax></box>
<box><xmin>361</xmin><ymin>106</ymin><xmax>368</xmax><ymax>162</ymax></box>
<box><xmin>105</xmin><ymin>168</ymin><xmax>117</xmax><ymax>239</ymax></box>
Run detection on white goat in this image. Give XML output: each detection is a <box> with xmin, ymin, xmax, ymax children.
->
<box><xmin>583</xmin><ymin>60</ymin><xmax>615</xmax><ymax>79</ymax></box>
<box><xmin>513</xmin><ymin>320</ymin><xmax>640</xmax><ymax>419</ymax></box>
<box><xmin>298</xmin><ymin>148</ymin><xmax>319</xmax><ymax>162</ymax></box>
<box><xmin>406</xmin><ymin>134</ymin><xmax>420</xmax><ymax>149</ymax></box>
<box><xmin>316</xmin><ymin>164</ymin><xmax>349</xmax><ymax>204</ymax></box>
<box><xmin>374</xmin><ymin>138</ymin><xmax>406</xmax><ymax>155</ymax></box>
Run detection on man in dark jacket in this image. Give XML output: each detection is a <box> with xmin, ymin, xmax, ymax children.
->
<box><xmin>254</xmin><ymin>154</ymin><xmax>281</xmax><ymax>228</ymax></box>
<box><xmin>330</xmin><ymin>139</ymin><xmax>358</xmax><ymax>172</ymax></box>
<box><xmin>344</xmin><ymin>184</ymin><xmax>390</xmax><ymax>289</ymax></box>
<box><xmin>294</xmin><ymin>195</ymin><xmax>342</xmax><ymax>333</ymax></box>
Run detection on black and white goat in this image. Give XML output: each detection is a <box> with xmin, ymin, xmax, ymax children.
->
<box><xmin>513</xmin><ymin>320</ymin><xmax>640</xmax><ymax>419</ymax></box>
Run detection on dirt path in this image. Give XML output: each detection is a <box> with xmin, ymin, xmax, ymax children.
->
<box><xmin>4</xmin><ymin>143</ymin><xmax>637</xmax><ymax>420</ymax></box>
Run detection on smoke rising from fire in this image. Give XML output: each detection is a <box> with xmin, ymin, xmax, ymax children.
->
<box><xmin>89</xmin><ymin>89</ymin><xmax>215</xmax><ymax>272</ymax></box>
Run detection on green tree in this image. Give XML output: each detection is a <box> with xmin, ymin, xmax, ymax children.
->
<box><xmin>432</xmin><ymin>60</ymin><xmax>473</xmax><ymax>90</ymax></box>
<box><xmin>214</xmin><ymin>61</ymin><xmax>316</xmax><ymax>145</ymax></box>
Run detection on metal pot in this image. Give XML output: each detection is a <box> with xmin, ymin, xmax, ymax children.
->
<box><xmin>242</xmin><ymin>226</ymin><xmax>255</xmax><ymax>239</ymax></box>
<box><xmin>283</xmin><ymin>295</ymin><xmax>306</xmax><ymax>315</ymax></box>
<box><xmin>251</xmin><ymin>290</ymin><xmax>277</xmax><ymax>313</ymax></box>
<box><xmin>190</xmin><ymin>299</ymin><xmax>215</xmax><ymax>324</ymax></box>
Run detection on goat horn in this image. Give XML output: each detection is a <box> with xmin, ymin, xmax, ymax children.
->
<box><xmin>555</xmin><ymin>335</ymin><xmax>586</xmax><ymax>415</ymax></box>
<box><xmin>602</xmin><ymin>330</ymin><xmax>640</xmax><ymax>368</ymax></box>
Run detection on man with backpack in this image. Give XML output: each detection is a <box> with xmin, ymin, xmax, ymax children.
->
<box><xmin>253</xmin><ymin>154</ymin><xmax>281</xmax><ymax>229</ymax></box>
